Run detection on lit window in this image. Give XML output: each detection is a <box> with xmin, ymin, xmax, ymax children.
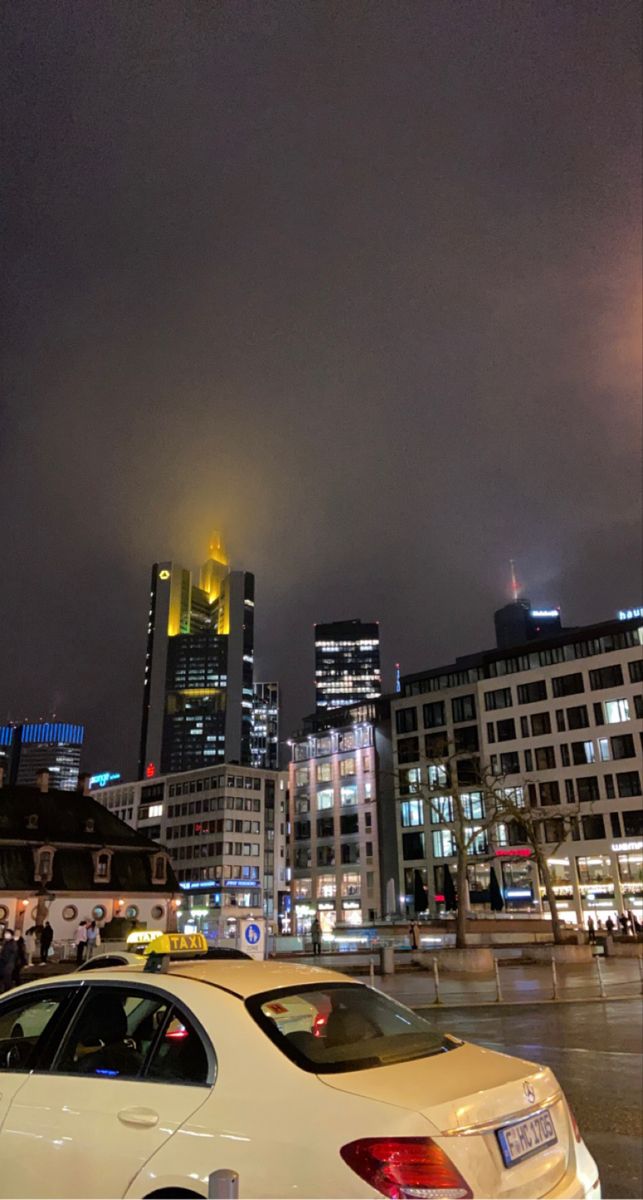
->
<box><xmin>605</xmin><ymin>699</ymin><xmax>631</xmax><ymax>724</ymax></box>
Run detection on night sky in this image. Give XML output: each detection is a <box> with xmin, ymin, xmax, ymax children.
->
<box><xmin>2</xmin><ymin>1</ymin><xmax>641</xmax><ymax>777</ymax></box>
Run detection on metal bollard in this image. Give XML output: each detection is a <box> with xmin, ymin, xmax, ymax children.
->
<box><xmin>369</xmin><ymin>957</ymin><xmax>375</xmax><ymax>988</ymax></box>
<box><xmin>208</xmin><ymin>1169</ymin><xmax>239</xmax><ymax>1199</ymax></box>
<box><xmin>433</xmin><ymin>957</ymin><xmax>441</xmax><ymax>1004</ymax></box>
<box><xmin>595</xmin><ymin>955</ymin><xmax>605</xmax><ymax>998</ymax></box>
<box><xmin>551</xmin><ymin>957</ymin><xmax>558</xmax><ymax>1000</ymax></box>
<box><xmin>494</xmin><ymin>958</ymin><xmax>503</xmax><ymax>1003</ymax></box>
<box><xmin>639</xmin><ymin>953</ymin><xmax>643</xmax><ymax>995</ymax></box>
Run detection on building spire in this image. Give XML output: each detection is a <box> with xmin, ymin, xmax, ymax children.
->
<box><xmin>509</xmin><ymin>558</ymin><xmax>520</xmax><ymax>602</ymax></box>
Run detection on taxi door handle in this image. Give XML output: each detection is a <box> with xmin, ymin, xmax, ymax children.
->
<box><xmin>118</xmin><ymin>1106</ymin><xmax>159</xmax><ymax>1128</ymax></box>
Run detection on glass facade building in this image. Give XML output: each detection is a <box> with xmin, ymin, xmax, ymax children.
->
<box><xmin>251</xmin><ymin>682</ymin><xmax>280</xmax><ymax>770</ymax></box>
<box><xmin>139</xmin><ymin>535</ymin><xmax>255</xmax><ymax>778</ymax></box>
<box><xmin>314</xmin><ymin>619</ymin><xmax>381</xmax><ymax>712</ymax></box>
<box><xmin>0</xmin><ymin>721</ymin><xmax>85</xmax><ymax>791</ymax></box>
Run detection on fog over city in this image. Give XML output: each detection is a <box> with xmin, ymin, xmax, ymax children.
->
<box><xmin>2</xmin><ymin>1</ymin><xmax>641</xmax><ymax>774</ymax></box>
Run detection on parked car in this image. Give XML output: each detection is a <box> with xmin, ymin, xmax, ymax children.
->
<box><xmin>0</xmin><ymin>958</ymin><xmax>600</xmax><ymax>1198</ymax></box>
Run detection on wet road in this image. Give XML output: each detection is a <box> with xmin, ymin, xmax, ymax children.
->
<box><xmin>416</xmin><ymin>999</ymin><xmax>642</xmax><ymax>1200</ymax></box>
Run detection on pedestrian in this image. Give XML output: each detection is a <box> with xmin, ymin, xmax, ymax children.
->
<box><xmin>605</xmin><ymin>915</ymin><xmax>615</xmax><ymax>934</ymax></box>
<box><xmin>634</xmin><ymin>914</ymin><xmax>642</xmax><ymax>935</ymax></box>
<box><xmin>626</xmin><ymin>910</ymin><xmax>636</xmax><ymax>936</ymax></box>
<box><xmin>12</xmin><ymin>936</ymin><xmax>27</xmax><ymax>987</ymax></box>
<box><xmin>85</xmin><ymin>921</ymin><xmax>100</xmax><ymax>960</ymax></box>
<box><xmin>586</xmin><ymin>916</ymin><xmax>596</xmax><ymax>945</ymax></box>
<box><xmin>618</xmin><ymin>912</ymin><xmax>629</xmax><ymax>935</ymax></box>
<box><xmin>311</xmin><ymin>916</ymin><xmax>322</xmax><ymax>957</ymax></box>
<box><xmin>86</xmin><ymin>920</ymin><xmax>101</xmax><ymax>959</ymax></box>
<box><xmin>74</xmin><ymin>920</ymin><xmax>88</xmax><ymax>965</ymax></box>
<box><xmin>24</xmin><ymin>926</ymin><xmax>36</xmax><ymax>967</ymax></box>
<box><xmin>0</xmin><ymin>931</ymin><xmax>18</xmax><ymax>993</ymax></box>
<box><xmin>408</xmin><ymin>921</ymin><xmax>420</xmax><ymax>951</ymax></box>
<box><xmin>39</xmin><ymin>921</ymin><xmax>53</xmax><ymax>964</ymax></box>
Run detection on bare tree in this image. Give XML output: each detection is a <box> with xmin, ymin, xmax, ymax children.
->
<box><xmin>398</xmin><ymin>737</ymin><xmax>501</xmax><ymax>948</ymax></box>
<box><xmin>398</xmin><ymin>744</ymin><xmax>584</xmax><ymax>948</ymax></box>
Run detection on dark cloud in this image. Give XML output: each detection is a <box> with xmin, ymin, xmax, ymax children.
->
<box><xmin>1</xmin><ymin>0</ymin><xmax>641</xmax><ymax>774</ymax></box>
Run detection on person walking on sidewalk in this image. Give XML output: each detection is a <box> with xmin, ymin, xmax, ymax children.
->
<box><xmin>586</xmin><ymin>916</ymin><xmax>596</xmax><ymax>945</ymax></box>
<box><xmin>74</xmin><ymin>920</ymin><xmax>88</xmax><ymax>965</ymax></box>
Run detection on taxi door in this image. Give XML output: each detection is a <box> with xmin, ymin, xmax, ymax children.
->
<box><xmin>0</xmin><ymin>984</ymin><xmax>79</xmax><ymax>1147</ymax></box>
<box><xmin>0</xmin><ymin>980</ymin><xmax>215</xmax><ymax>1200</ymax></box>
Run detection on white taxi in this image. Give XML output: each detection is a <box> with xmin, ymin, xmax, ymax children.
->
<box><xmin>0</xmin><ymin>935</ymin><xmax>600</xmax><ymax>1199</ymax></box>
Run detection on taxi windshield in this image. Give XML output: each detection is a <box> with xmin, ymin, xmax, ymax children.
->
<box><xmin>247</xmin><ymin>983</ymin><xmax>449</xmax><ymax>1074</ymax></box>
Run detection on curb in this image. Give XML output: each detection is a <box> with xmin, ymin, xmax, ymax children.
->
<box><xmin>411</xmin><ymin>992</ymin><xmax>640</xmax><ymax>1011</ymax></box>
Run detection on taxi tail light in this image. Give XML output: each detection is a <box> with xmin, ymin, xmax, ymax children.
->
<box><xmin>340</xmin><ymin>1137</ymin><xmax>473</xmax><ymax>1199</ymax></box>
<box><xmin>567</xmin><ymin>1103</ymin><xmax>582</xmax><ymax>1143</ymax></box>
<box><xmin>165</xmin><ymin>1024</ymin><xmax>189</xmax><ymax>1040</ymax></box>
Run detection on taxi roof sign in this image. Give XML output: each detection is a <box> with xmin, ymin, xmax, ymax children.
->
<box><xmin>126</xmin><ymin>929</ymin><xmax>163</xmax><ymax>946</ymax></box>
<box><xmin>144</xmin><ymin>931</ymin><xmax>208</xmax><ymax>958</ymax></box>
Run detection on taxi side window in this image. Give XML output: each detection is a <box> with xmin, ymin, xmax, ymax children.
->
<box><xmin>145</xmin><ymin>1011</ymin><xmax>210</xmax><ymax>1086</ymax></box>
<box><xmin>0</xmin><ymin>989</ymin><xmax>75</xmax><ymax>1073</ymax></box>
<box><xmin>56</xmin><ymin>987</ymin><xmax>171</xmax><ymax>1079</ymax></box>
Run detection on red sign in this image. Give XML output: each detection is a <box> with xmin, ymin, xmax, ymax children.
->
<box><xmin>495</xmin><ymin>847</ymin><xmax>532</xmax><ymax>858</ymax></box>
<box><xmin>145</xmin><ymin>762</ymin><xmax>156</xmax><ymax>778</ymax></box>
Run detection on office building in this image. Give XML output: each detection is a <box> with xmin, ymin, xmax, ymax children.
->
<box><xmin>94</xmin><ymin>763</ymin><xmax>288</xmax><ymax>938</ymax></box>
<box><xmin>288</xmin><ymin>698</ymin><xmax>397</xmax><ymax>937</ymax></box>
<box><xmin>251</xmin><ymin>682</ymin><xmax>280</xmax><ymax>770</ymax></box>
<box><xmin>494</xmin><ymin>599</ymin><xmax>563</xmax><ymax>650</ymax></box>
<box><xmin>139</xmin><ymin>534</ymin><xmax>255</xmax><ymax>778</ymax></box>
<box><xmin>391</xmin><ymin>611</ymin><xmax>643</xmax><ymax>928</ymax></box>
<box><xmin>0</xmin><ymin>721</ymin><xmax>85</xmax><ymax>791</ymax></box>
<box><xmin>314</xmin><ymin>619</ymin><xmax>381</xmax><ymax>711</ymax></box>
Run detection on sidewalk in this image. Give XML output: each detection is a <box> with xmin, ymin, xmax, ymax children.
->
<box><xmin>295</xmin><ymin>952</ymin><xmax>643</xmax><ymax>1007</ymax></box>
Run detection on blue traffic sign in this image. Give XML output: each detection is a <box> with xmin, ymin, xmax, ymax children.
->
<box><xmin>245</xmin><ymin>923</ymin><xmax>261</xmax><ymax>945</ymax></box>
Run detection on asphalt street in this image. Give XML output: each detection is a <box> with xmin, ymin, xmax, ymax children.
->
<box><xmin>416</xmin><ymin>999</ymin><xmax>643</xmax><ymax>1200</ymax></box>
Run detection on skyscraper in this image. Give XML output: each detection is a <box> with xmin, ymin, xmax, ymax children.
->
<box><xmin>0</xmin><ymin>721</ymin><xmax>85</xmax><ymax>790</ymax></box>
<box><xmin>138</xmin><ymin>535</ymin><xmax>255</xmax><ymax>778</ymax></box>
<box><xmin>251</xmin><ymin>682</ymin><xmax>280</xmax><ymax>770</ymax></box>
<box><xmin>314</xmin><ymin>619</ymin><xmax>381</xmax><ymax>711</ymax></box>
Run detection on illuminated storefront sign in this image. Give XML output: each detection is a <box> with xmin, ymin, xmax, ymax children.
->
<box><xmin>495</xmin><ymin>847</ymin><xmax>532</xmax><ymax>858</ymax></box>
<box><xmin>89</xmin><ymin>771</ymin><xmax>121</xmax><ymax>789</ymax></box>
<box><xmin>617</xmin><ymin>607</ymin><xmax>642</xmax><ymax>621</ymax></box>
<box><xmin>530</xmin><ymin>609</ymin><xmax>559</xmax><ymax>618</ymax></box>
<box><xmin>611</xmin><ymin>841</ymin><xmax>643</xmax><ymax>853</ymax></box>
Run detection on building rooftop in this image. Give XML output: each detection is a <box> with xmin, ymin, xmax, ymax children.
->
<box><xmin>400</xmin><ymin>614</ymin><xmax>643</xmax><ymax>694</ymax></box>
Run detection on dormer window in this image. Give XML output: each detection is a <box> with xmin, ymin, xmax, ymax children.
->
<box><xmin>92</xmin><ymin>849</ymin><xmax>113</xmax><ymax>884</ymax></box>
<box><xmin>33</xmin><ymin>845</ymin><xmax>55</xmax><ymax>883</ymax></box>
<box><xmin>27</xmin><ymin>813</ymin><xmax>39</xmax><ymax>830</ymax></box>
<box><xmin>152</xmin><ymin>852</ymin><xmax>168</xmax><ymax>885</ymax></box>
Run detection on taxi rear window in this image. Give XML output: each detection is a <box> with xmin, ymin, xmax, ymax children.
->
<box><xmin>247</xmin><ymin>983</ymin><xmax>449</xmax><ymax>1074</ymax></box>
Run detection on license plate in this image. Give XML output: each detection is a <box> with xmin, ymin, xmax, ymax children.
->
<box><xmin>497</xmin><ymin>1109</ymin><xmax>558</xmax><ymax>1168</ymax></box>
